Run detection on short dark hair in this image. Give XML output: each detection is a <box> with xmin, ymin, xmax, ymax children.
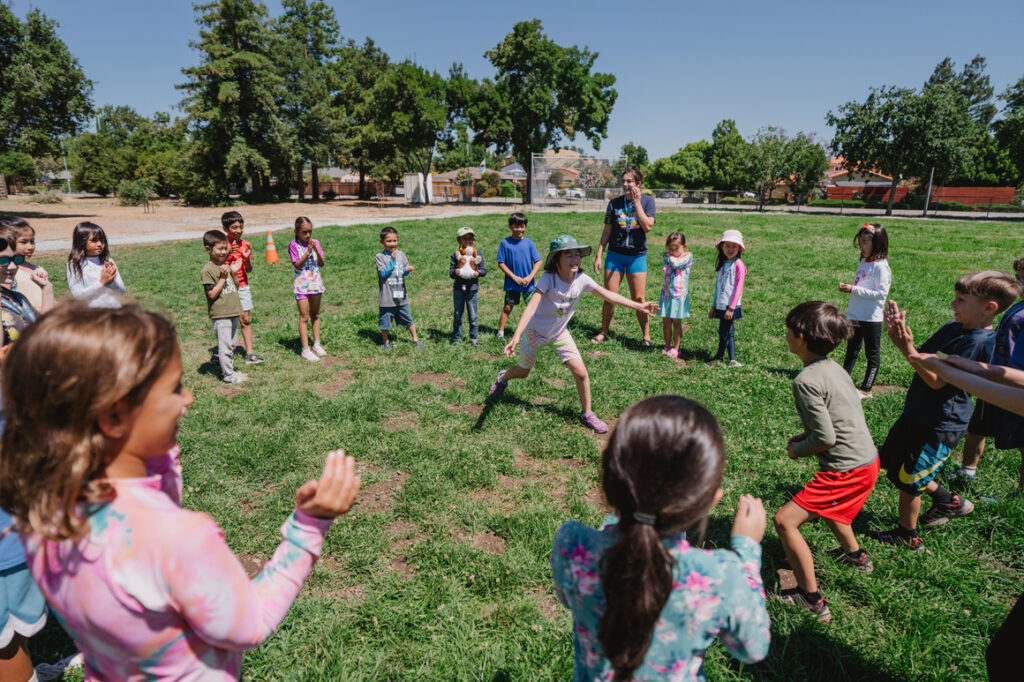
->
<box><xmin>854</xmin><ymin>223</ymin><xmax>888</xmax><ymax>260</ymax></box>
<box><xmin>955</xmin><ymin>270</ymin><xmax>1022</xmax><ymax>314</ymax></box>
<box><xmin>221</xmin><ymin>211</ymin><xmax>244</xmax><ymax>228</ymax></box>
<box><xmin>203</xmin><ymin>229</ymin><xmax>228</xmax><ymax>249</ymax></box>
<box><xmin>379</xmin><ymin>226</ymin><xmax>397</xmax><ymax>240</ymax></box>
<box><xmin>508</xmin><ymin>212</ymin><xmax>527</xmax><ymax>228</ymax></box>
<box><xmin>622</xmin><ymin>166</ymin><xmax>643</xmax><ymax>184</ymax></box>
<box><xmin>1013</xmin><ymin>257</ymin><xmax>1024</xmax><ymax>281</ymax></box>
<box><xmin>785</xmin><ymin>301</ymin><xmax>851</xmax><ymax>356</ymax></box>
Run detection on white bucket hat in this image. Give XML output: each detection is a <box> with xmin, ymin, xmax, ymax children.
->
<box><xmin>715</xmin><ymin>229</ymin><xmax>745</xmax><ymax>252</ymax></box>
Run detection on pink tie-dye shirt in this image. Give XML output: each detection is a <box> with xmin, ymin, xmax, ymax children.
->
<box><xmin>21</xmin><ymin>447</ymin><xmax>333</xmax><ymax>681</ymax></box>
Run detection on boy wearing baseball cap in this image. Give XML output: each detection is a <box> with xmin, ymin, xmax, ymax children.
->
<box><xmin>450</xmin><ymin>226</ymin><xmax>486</xmax><ymax>346</ymax></box>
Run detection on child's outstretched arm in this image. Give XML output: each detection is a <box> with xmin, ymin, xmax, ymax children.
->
<box><xmin>504</xmin><ymin>293</ymin><xmax>543</xmax><ymax>358</ymax></box>
<box><xmin>884</xmin><ymin>300</ymin><xmax>945</xmax><ymax>389</ymax></box>
<box><xmin>922</xmin><ymin>355</ymin><xmax>1024</xmax><ymax>417</ymax></box>
<box><xmin>592</xmin><ymin>284</ymin><xmax>659</xmax><ymax>315</ymax></box>
<box><xmin>720</xmin><ymin>494</ymin><xmax>770</xmax><ymax>663</ymax></box>
<box><xmin>164</xmin><ymin>451</ymin><xmax>360</xmax><ymax>650</ymax></box>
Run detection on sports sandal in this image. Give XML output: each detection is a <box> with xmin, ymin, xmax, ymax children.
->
<box><xmin>590</xmin><ymin>332</ymin><xmax>607</xmax><ymax>344</ymax></box>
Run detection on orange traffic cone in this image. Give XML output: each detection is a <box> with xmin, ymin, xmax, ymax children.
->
<box><xmin>265</xmin><ymin>231</ymin><xmax>279</xmax><ymax>263</ymax></box>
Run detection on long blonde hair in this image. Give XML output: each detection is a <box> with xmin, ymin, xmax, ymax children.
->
<box><xmin>0</xmin><ymin>302</ymin><xmax>178</xmax><ymax>540</ymax></box>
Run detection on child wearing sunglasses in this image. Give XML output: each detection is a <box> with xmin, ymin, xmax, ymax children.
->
<box><xmin>0</xmin><ymin>223</ymin><xmax>53</xmax><ymax>348</ymax></box>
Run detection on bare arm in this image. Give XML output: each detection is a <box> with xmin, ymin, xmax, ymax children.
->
<box><xmin>921</xmin><ymin>355</ymin><xmax>1024</xmax><ymax>417</ymax></box>
<box><xmin>593</xmin><ymin>284</ymin><xmax>659</xmax><ymax>314</ymax></box>
<box><xmin>593</xmin><ymin>222</ymin><xmax>613</xmax><ymax>274</ymax></box>
<box><xmin>884</xmin><ymin>301</ymin><xmax>945</xmax><ymax>389</ymax></box>
<box><xmin>504</xmin><ymin>292</ymin><xmax>544</xmax><ymax>357</ymax></box>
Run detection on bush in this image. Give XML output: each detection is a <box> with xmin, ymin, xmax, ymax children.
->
<box><xmin>30</xmin><ymin>188</ymin><xmax>63</xmax><ymax>204</ymax></box>
<box><xmin>117</xmin><ymin>178</ymin><xmax>155</xmax><ymax>206</ymax></box>
<box><xmin>322</xmin><ymin>190</ymin><xmax>337</xmax><ymax>201</ymax></box>
<box><xmin>738</xmin><ymin>197</ymin><xmax>758</xmax><ymax>205</ymax></box>
<box><xmin>500</xmin><ymin>181</ymin><xmax>515</xmax><ymax>198</ymax></box>
<box><xmin>480</xmin><ymin>187</ymin><xmax>498</xmax><ymax>198</ymax></box>
<box><xmin>719</xmin><ymin>196</ymin><xmax>739</xmax><ymax>204</ymax></box>
<box><xmin>807</xmin><ymin>198</ymin><xmax>867</xmax><ymax>208</ymax></box>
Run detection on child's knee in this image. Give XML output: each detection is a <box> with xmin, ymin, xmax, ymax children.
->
<box><xmin>772</xmin><ymin>510</ymin><xmax>792</xmax><ymax>533</ymax></box>
<box><xmin>632</xmin><ymin>294</ymin><xmax>645</xmax><ymax>303</ymax></box>
<box><xmin>503</xmin><ymin>304</ymin><xmax>514</xmax><ymax>314</ymax></box>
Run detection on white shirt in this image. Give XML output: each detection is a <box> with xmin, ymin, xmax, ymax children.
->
<box><xmin>846</xmin><ymin>258</ymin><xmax>891</xmax><ymax>322</ymax></box>
<box><xmin>529</xmin><ymin>272</ymin><xmax>598</xmax><ymax>338</ymax></box>
<box><xmin>66</xmin><ymin>256</ymin><xmax>126</xmax><ymax>308</ymax></box>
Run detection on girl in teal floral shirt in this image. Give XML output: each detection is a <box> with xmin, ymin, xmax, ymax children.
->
<box><xmin>551</xmin><ymin>395</ymin><xmax>770</xmax><ymax>681</ymax></box>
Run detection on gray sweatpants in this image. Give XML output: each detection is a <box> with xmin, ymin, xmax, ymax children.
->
<box><xmin>213</xmin><ymin>317</ymin><xmax>239</xmax><ymax>380</ymax></box>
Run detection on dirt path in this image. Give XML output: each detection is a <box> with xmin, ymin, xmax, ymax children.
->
<box><xmin>1</xmin><ymin>196</ymin><xmax>525</xmax><ymax>252</ymax></box>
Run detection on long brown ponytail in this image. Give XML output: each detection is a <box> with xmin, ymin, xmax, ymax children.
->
<box><xmin>598</xmin><ymin>395</ymin><xmax>726</xmax><ymax>681</ymax></box>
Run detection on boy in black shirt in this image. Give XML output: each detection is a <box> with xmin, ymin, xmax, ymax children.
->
<box><xmin>871</xmin><ymin>271</ymin><xmax>1020</xmax><ymax>550</ymax></box>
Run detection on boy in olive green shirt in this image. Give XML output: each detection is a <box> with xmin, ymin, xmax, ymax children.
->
<box><xmin>201</xmin><ymin>230</ymin><xmax>246</xmax><ymax>384</ymax></box>
<box><xmin>773</xmin><ymin>301</ymin><xmax>880</xmax><ymax>623</ymax></box>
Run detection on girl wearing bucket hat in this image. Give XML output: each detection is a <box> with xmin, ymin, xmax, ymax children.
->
<box><xmin>489</xmin><ymin>235</ymin><xmax>660</xmax><ymax>433</ymax></box>
<box><xmin>708</xmin><ymin>230</ymin><xmax>747</xmax><ymax>367</ymax></box>
<box><xmin>591</xmin><ymin>167</ymin><xmax>656</xmax><ymax>347</ymax></box>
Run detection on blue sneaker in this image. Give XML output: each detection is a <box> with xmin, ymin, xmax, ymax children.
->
<box><xmin>489</xmin><ymin>370</ymin><xmax>508</xmax><ymax>399</ymax></box>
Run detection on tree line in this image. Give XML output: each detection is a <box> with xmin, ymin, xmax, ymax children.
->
<box><xmin>1</xmin><ymin>1</ymin><xmax>615</xmax><ymax>205</ymax></box>
<box><xmin>2</xmin><ymin>1</ymin><xmax>1023</xmax><ymax>210</ymax></box>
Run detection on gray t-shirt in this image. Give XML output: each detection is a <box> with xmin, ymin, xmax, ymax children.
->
<box><xmin>376</xmin><ymin>249</ymin><xmax>410</xmax><ymax>308</ymax></box>
<box><xmin>791</xmin><ymin>357</ymin><xmax>877</xmax><ymax>472</ymax></box>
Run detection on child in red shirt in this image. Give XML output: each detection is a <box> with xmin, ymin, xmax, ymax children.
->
<box><xmin>223</xmin><ymin>211</ymin><xmax>264</xmax><ymax>365</ymax></box>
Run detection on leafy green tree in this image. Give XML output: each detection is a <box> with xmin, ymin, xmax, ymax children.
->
<box><xmin>469</xmin><ymin>20</ymin><xmax>617</xmax><ymax>202</ymax></box>
<box><xmin>179</xmin><ymin>0</ymin><xmax>288</xmax><ymax>203</ymax></box>
<box><xmin>828</xmin><ymin>87</ymin><xmax>922</xmax><ymax>215</ymax></box>
<box><xmin>0</xmin><ymin>152</ymin><xmax>35</xmax><ymax>193</ymax></box>
<box><xmin>647</xmin><ymin>141</ymin><xmax>710</xmax><ymax>189</ymax></box>
<box><xmin>275</xmin><ymin>0</ymin><xmax>343</xmax><ymax>200</ymax></box>
<box><xmin>0</xmin><ymin>5</ymin><xmax>92</xmax><ymax>193</ymax></box>
<box><xmin>707</xmin><ymin>120</ymin><xmax>751</xmax><ymax>190</ymax></box>
<box><xmin>748</xmin><ymin>127</ymin><xmax>792</xmax><ymax>209</ymax></box>
<box><xmin>786</xmin><ymin>133</ymin><xmax>828</xmax><ymax>204</ymax></box>
<box><xmin>336</xmin><ymin>38</ymin><xmax>393</xmax><ymax>198</ymax></box>
<box><xmin>995</xmin><ymin>76</ymin><xmax>1024</xmax><ymax>185</ymax></box>
<box><xmin>434</xmin><ymin>124</ymin><xmax>493</xmax><ymax>173</ymax></box>
<box><xmin>612</xmin><ymin>142</ymin><xmax>649</xmax><ymax>178</ymax></box>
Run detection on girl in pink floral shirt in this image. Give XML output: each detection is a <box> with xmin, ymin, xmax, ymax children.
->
<box><xmin>0</xmin><ymin>303</ymin><xmax>360</xmax><ymax>681</ymax></box>
<box><xmin>551</xmin><ymin>396</ymin><xmax>770</xmax><ymax>681</ymax></box>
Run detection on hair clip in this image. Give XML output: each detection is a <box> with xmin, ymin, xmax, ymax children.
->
<box><xmin>633</xmin><ymin>511</ymin><xmax>657</xmax><ymax>526</ymax></box>
<box><xmin>861</xmin><ymin>222</ymin><xmax>876</xmax><ymax>233</ymax></box>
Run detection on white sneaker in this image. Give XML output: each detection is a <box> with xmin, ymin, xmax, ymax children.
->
<box><xmin>312</xmin><ymin>342</ymin><xmax>327</xmax><ymax>356</ymax></box>
<box><xmin>727</xmin><ymin>360</ymin><xmax>744</xmax><ymax>368</ymax></box>
<box><xmin>301</xmin><ymin>348</ymin><xmax>320</xmax><ymax>362</ymax></box>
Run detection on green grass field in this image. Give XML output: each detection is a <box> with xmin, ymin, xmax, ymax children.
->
<box><xmin>26</xmin><ymin>210</ymin><xmax>1024</xmax><ymax>681</ymax></box>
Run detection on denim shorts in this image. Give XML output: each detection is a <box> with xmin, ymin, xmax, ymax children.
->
<box><xmin>379</xmin><ymin>304</ymin><xmax>414</xmax><ymax>330</ymax></box>
<box><xmin>237</xmin><ymin>285</ymin><xmax>254</xmax><ymax>312</ymax></box>
<box><xmin>603</xmin><ymin>250</ymin><xmax>647</xmax><ymax>274</ymax></box>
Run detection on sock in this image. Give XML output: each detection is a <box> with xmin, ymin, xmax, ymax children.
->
<box><xmin>930</xmin><ymin>485</ymin><xmax>954</xmax><ymax>506</ymax></box>
<box><xmin>799</xmin><ymin>587</ymin><xmax>823</xmax><ymax>604</ymax></box>
<box><xmin>962</xmin><ymin>466</ymin><xmax>977</xmax><ymax>474</ymax></box>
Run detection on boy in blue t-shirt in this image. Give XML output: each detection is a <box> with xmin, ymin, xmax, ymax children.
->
<box><xmin>871</xmin><ymin>270</ymin><xmax>1020</xmax><ymax>550</ymax></box>
<box><xmin>495</xmin><ymin>212</ymin><xmax>542</xmax><ymax>338</ymax></box>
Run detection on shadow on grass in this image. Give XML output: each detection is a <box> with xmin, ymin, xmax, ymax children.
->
<box><xmin>277</xmin><ymin>336</ymin><xmax>304</xmax><ymax>354</ymax></box>
<box><xmin>765</xmin><ymin>366</ymin><xmax>801</xmax><ymax>381</ymax></box>
<box><xmin>475</xmin><ymin>390</ymin><xmax>579</xmax><ymax>432</ymax></box>
<box><xmin>739</xmin><ymin>620</ymin><xmax>909</xmax><ymax>681</ymax></box>
<box><xmin>5</xmin><ymin>209</ymin><xmax>96</xmax><ymax>220</ymax></box>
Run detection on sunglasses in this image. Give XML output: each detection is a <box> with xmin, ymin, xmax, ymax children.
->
<box><xmin>0</xmin><ymin>255</ymin><xmax>25</xmax><ymax>266</ymax></box>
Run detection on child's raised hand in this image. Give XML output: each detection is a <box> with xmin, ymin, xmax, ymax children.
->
<box><xmin>99</xmin><ymin>260</ymin><xmax>117</xmax><ymax>285</ymax></box>
<box><xmin>229</xmin><ymin>259</ymin><xmax>242</xmax><ymax>273</ymax></box>
<box><xmin>730</xmin><ymin>494</ymin><xmax>766</xmax><ymax>543</ymax></box>
<box><xmin>838</xmin><ymin>282</ymin><xmax>853</xmax><ymax>293</ymax></box>
<box><xmin>30</xmin><ymin>268</ymin><xmax>50</xmax><ymax>288</ymax></box>
<box><xmin>295</xmin><ymin>450</ymin><xmax>361</xmax><ymax>519</ymax></box>
<box><xmin>219</xmin><ymin>263</ymin><xmax>231</xmax><ymax>278</ymax></box>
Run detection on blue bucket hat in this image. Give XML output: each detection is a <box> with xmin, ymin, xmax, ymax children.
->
<box><xmin>544</xmin><ymin>235</ymin><xmax>592</xmax><ymax>270</ymax></box>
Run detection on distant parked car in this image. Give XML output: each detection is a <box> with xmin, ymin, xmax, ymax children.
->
<box><xmin>565</xmin><ymin>187</ymin><xmax>585</xmax><ymax>198</ymax></box>
<box><xmin>658</xmin><ymin>191</ymin><xmax>678</xmax><ymax>198</ymax></box>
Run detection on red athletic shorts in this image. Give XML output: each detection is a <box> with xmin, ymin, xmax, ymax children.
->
<box><xmin>793</xmin><ymin>457</ymin><xmax>880</xmax><ymax>525</ymax></box>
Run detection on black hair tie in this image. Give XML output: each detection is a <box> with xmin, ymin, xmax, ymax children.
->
<box><xmin>633</xmin><ymin>512</ymin><xmax>657</xmax><ymax>526</ymax></box>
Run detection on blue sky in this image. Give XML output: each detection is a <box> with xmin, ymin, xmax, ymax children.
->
<box><xmin>11</xmin><ymin>0</ymin><xmax>1024</xmax><ymax>160</ymax></box>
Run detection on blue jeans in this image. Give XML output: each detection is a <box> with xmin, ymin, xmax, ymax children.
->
<box><xmin>715</xmin><ymin>317</ymin><xmax>736</xmax><ymax>361</ymax></box>
<box><xmin>453</xmin><ymin>288</ymin><xmax>478</xmax><ymax>341</ymax></box>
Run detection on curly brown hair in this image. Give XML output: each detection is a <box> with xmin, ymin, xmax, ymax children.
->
<box><xmin>0</xmin><ymin>302</ymin><xmax>178</xmax><ymax>540</ymax></box>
